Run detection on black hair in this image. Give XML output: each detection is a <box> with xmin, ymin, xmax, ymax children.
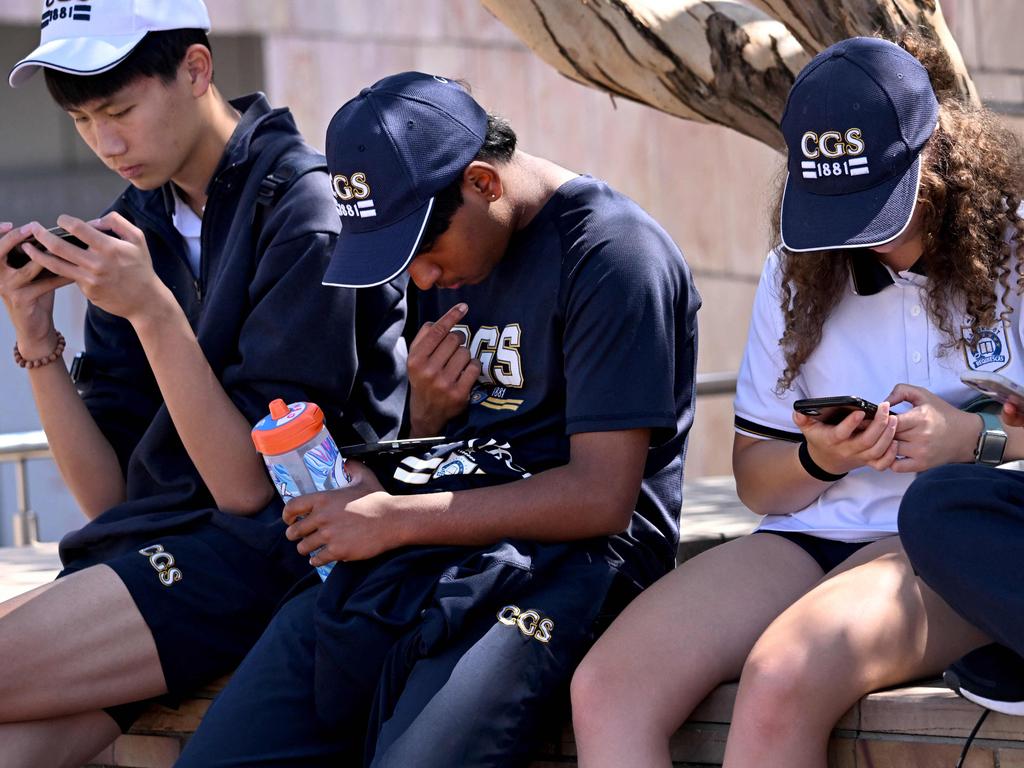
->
<box><xmin>44</xmin><ymin>28</ymin><xmax>211</xmax><ymax>110</ymax></box>
<box><xmin>416</xmin><ymin>112</ymin><xmax>517</xmax><ymax>255</ymax></box>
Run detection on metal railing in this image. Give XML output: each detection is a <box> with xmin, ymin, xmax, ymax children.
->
<box><xmin>0</xmin><ymin>372</ymin><xmax>739</xmax><ymax>546</ymax></box>
<box><xmin>694</xmin><ymin>371</ymin><xmax>739</xmax><ymax>398</ymax></box>
<box><xmin>0</xmin><ymin>429</ymin><xmax>47</xmax><ymax>547</ymax></box>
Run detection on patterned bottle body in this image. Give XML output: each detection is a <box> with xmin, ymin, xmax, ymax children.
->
<box><xmin>252</xmin><ymin>400</ymin><xmax>351</xmax><ymax>580</ymax></box>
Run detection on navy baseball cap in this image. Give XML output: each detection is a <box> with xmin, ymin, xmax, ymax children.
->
<box><xmin>779</xmin><ymin>37</ymin><xmax>939</xmax><ymax>252</ymax></box>
<box><xmin>322</xmin><ymin>72</ymin><xmax>488</xmax><ymax>288</ymax></box>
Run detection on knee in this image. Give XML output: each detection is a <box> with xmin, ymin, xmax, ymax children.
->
<box><xmin>570</xmin><ymin>651</ymin><xmax>622</xmax><ymax>737</ymax></box>
<box><xmin>571</xmin><ymin>645</ymin><xmax>653</xmax><ymax>739</ymax></box>
<box><xmin>733</xmin><ymin>645</ymin><xmax>824</xmax><ymax>740</ymax></box>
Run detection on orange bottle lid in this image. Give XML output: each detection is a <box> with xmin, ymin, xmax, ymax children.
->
<box><xmin>251</xmin><ymin>399</ymin><xmax>325</xmax><ymax>456</ymax></box>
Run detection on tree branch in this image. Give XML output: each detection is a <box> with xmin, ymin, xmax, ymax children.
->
<box><xmin>481</xmin><ymin>0</ymin><xmax>975</xmax><ymax>150</ymax></box>
<box><xmin>745</xmin><ymin>0</ymin><xmax>976</xmax><ymax>103</ymax></box>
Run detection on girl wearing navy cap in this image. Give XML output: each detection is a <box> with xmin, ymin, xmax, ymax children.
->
<box><xmin>572</xmin><ymin>33</ymin><xmax>1024</xmax><ymax>767</ymax></box>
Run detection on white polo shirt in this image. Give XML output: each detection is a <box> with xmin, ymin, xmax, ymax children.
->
<box><xmin>170</xmin><ymin>185</ymin><xmax>202</xmax><ymax>277</ymax></box>
<box><xmin>734</xmin><ymin>247</ymin><xmax>1024</xmax><ymax>541</ymax></box>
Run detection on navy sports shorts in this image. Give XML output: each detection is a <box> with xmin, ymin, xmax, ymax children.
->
<box><xmin>755</xmin><ymin>530</ymin><xmax>874</xmax><ymax>573</ymax></box>
<box><xmin>901</xmin><ymin>464</ymin><xmax>1024</xmax><ymax>658</ymax></box>
<box><xmin>176</xmin><ymin>544</ymin><xmax>635</xmax><ymax>767</ymax></box>
<box><xmin>60</xmin><ymin>524</ymin><xmax>302</xmax><ymax>731</ymax></box>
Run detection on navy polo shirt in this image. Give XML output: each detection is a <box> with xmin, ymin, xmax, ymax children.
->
<box><xmin>418</xmin><ymin>176</ymin><xmax>700</xmax><ymax>585</ymax></box>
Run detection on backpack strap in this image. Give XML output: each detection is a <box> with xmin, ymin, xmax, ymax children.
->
<box><xmin>250</xmin><ymin>147</ymin><xmax>382</xmax><ymax>446</ymax></box>
<box><xmin>347</xmin><ymin>411</ymin><xmax>380</xmax><ymax>444</ymax></box>
<box><xmin>252</xmin><ymin>150</ymin><xmax>329</xmax><ymax>234</ymax></box>
<box><xmin>256</xmin><ymin>152</ymin><xmax>328</xmax><ymax>208</ymax></box>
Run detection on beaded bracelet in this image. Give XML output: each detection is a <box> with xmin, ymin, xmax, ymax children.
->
<box><xmin>798</xmin><ymin>440</ymin><xmax>848</xmax><ymax>482</ymax></box>
<box><xmin>13</xmin><ymin>331</ymin><xmax>66</xmax><ymax>369</ymax></box>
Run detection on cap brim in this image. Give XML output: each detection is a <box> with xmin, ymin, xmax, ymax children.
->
<box><xmin>780</xmin><ymin>155</ymin><xmax>922</xmax><ymax>252</ymax></box>
<box><xmin>9</xmin><ymin>32</ymin><xmax>147</xmax><ymax>88</ymax></box>
<box><xmin>322</xmin><ymin>197</ymin><xmax>434</xmax><ymax>289</ymax></box>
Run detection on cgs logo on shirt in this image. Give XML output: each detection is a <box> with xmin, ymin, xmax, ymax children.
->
<box><xmin>452</xmin><ymin>323</ymin><xmax>525</xmax><ymax>390</ymax></box>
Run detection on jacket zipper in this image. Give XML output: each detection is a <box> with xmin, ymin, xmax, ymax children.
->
<box><xmin>197</xmin><ymin>171</ymin><xmax>234</xmax><ymax>305</ymax></box>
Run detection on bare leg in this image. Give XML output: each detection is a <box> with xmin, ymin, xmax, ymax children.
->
<box><xmin>723</xmin><ymin>537</ymin><xmax>990</xmax><ymax>768</ymax></box>
<box><xmin>0</xmin><ymin>578</ymin><xmax>61</xmax><ymax>619</ymax></box>
<box><xmin>0</xmin><ymin>564</ymin><xmax>166</xmax><ymax>721</ymax></box>
<box><xmin>571</xmin><ymin>534</ymin><xmax>824</xmax><ymax>768</ymax></box>
<box><xmin>0</xmin><ymin>710</ymin><xmax>121</xmax><ymax>768</ymax></box>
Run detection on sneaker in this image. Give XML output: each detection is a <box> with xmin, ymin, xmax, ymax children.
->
<box><xmin>945</xmin><ymin>643</ymin><xmax>1024</xmax><ymax>716</ymax></box>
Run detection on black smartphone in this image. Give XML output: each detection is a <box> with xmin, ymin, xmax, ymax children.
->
<box><xmin>339</xmin><ymin>436</ymin><xmax>447</xmax><ymax>457</ymax></box>
<box><xmin>793</xmin><ymin>396</ymin><xmax>878</xmax><ymax>426</ymax></box>
<box><xmin>6</xmin><ymin>226</ymin><xmax>88</xmax><ymax>279</ymax></box>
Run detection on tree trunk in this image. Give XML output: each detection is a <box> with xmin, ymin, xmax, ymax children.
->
<box><xmin>480</xmin><ymin>0</ymin><xmax>974</xmax><ymax>151</ymax></box>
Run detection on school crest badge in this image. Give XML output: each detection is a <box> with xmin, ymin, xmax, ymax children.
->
<box><xmin>962</xmin><ymin>324</ymin><xmax>1010</xmax><ymax>372</ymax></box>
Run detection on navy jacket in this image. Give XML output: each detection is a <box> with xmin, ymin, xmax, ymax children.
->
<box><xmin>59</xmin><ymin>94</ymin><xmax>407</xmax><ymax>573</ymax></box>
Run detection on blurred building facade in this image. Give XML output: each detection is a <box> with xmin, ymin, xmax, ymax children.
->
<box><xmin>0</xmin><ymin>0</ymin><xmax>1017</xmax><ymax>544</ymax></box>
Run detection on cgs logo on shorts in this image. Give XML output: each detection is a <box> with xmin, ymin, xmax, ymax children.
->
<box><xmin>138</xmin><ymin>544</ymin><xmax>183</xmax><ymax>587</ymax></box>
<box><xmin>497</xmin><ymin>605</ymin><xmax>554</xmax><ymax>644</ymax></box>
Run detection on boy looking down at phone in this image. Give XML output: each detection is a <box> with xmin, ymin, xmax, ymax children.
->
<box><xmin>173</xmin><ymin>71</ymin><xmax>700</xmax><ymax>768</ymax></box>
<box><xmin>570</xmin><ymin>34</ymin><xmax>1024</xmax><ymax>768</ymax></box>
<box><xmin>0</xmin><ymin>2</ymin><xmax>405</xmax><ymax>764</ymax></box>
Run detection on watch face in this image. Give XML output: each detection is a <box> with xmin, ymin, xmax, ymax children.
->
<box><xmin>977</xmin><ymin>428</ymin><xmax>1008</xmax><ymax>466</ymax></box>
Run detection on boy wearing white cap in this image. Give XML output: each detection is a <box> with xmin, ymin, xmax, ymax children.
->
<box><xmin>0</xmin><ymin>2</ymin><xmax>406</xmax><ymax>763</ymax></box>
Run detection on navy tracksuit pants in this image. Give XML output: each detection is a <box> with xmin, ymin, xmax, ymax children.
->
<box><xmin>175</xmin><ymin>540</ymin><xmax>626</xmax><ymax>767</ymax></box>
<box><xmin>899</xmin><ymin>464</ymin><xmax>1024</xmax><ymax>657</ymax></box>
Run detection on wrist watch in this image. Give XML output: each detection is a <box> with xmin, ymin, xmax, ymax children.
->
<box><xmin>974</xmin><ymin>411</ymin><xmax>1008</xmax><ymax>466</ymax></box>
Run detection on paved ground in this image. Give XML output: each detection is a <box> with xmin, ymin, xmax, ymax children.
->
<box><xmin>0</xmin><ymin>476</ymin><xmax>757</xmax><ymax>602</ymax></box>
<box><xmin>0</xmin><ymin>541</ymin><xmax>59</xmax><ymax>602</ymax></box>
<box><xmin>679</xmin><ymin>475</ymin><xmax>757</xmax><ymax>542</ymax></box>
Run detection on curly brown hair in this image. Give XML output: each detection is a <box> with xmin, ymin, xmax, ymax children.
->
<box><xmin>771</xmin><ymin>31</ymin><xmax>1024</xmax><ymax>392</ymax></box>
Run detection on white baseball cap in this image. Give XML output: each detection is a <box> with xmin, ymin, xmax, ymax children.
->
<box><xmin>9</xmin><ymin>0</ymin><xmax>212</xmax><ymax>88</ymax></box>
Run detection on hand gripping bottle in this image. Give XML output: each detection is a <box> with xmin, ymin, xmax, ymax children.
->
<box><xmin>251</xmin><ymin>399</ymin><xmax>350</xmax><ymax>580</ymax></box>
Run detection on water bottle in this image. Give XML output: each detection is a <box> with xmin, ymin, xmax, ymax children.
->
<box><xmin>251</xmin><ymin>399</ymin><xmax>350</xmax><ymax>580</ymax></box>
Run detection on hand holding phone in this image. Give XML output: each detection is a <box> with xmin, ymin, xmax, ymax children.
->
<box><xmin>5</xmin><ymin>226</ymin><xmax>88</xmax><ymax>281</ymax></box>
<box><xmin>792</xmin><ymin>397</ymin><xmax>898</xmax><ymax>475</ymax></box>
<box><xmin>793</xmin><ymin>396</ymin><xmax>879</xmax><ymax>426</ymax></box>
